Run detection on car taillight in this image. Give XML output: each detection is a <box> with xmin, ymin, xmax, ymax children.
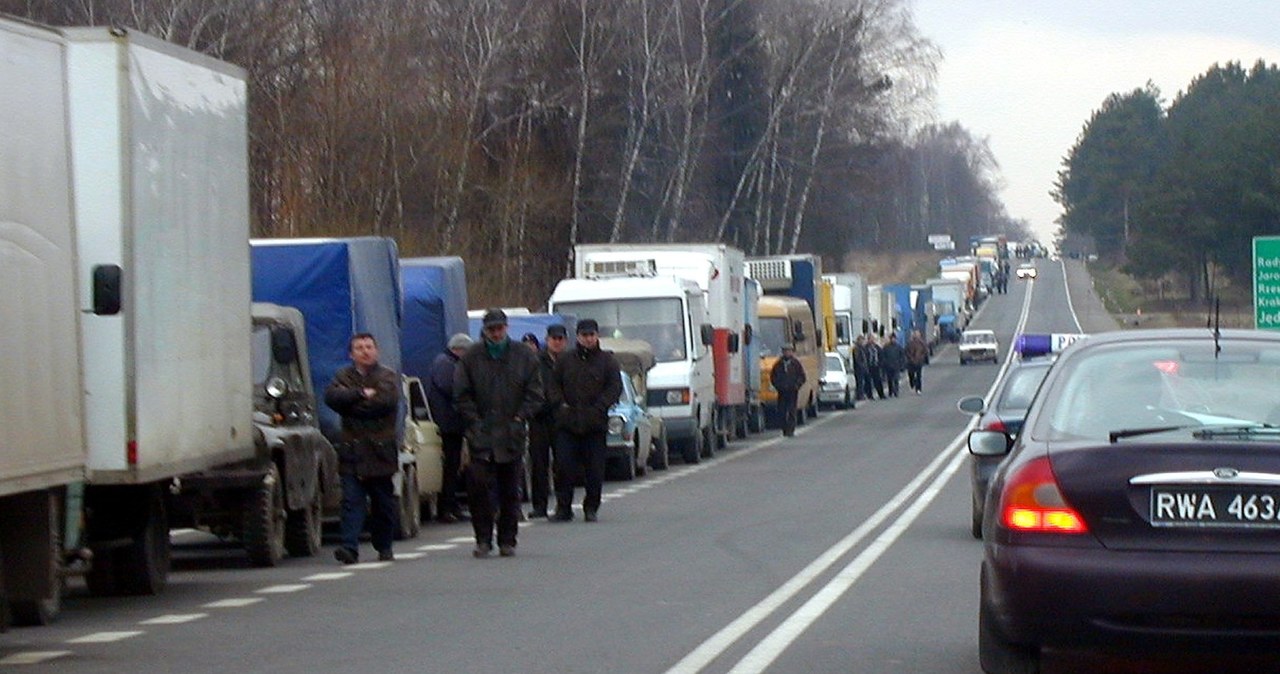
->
<box><xmin>998</xmin><ymin>456</ymin><xmax>1088</xmax><ymax>534</ymax></box>
<box><xmin>982</xmin><ymin>418</ymin><xmax>1007</xmax><ymax>433</ymax></box>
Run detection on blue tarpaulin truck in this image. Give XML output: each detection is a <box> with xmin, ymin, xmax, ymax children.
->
<box><xmin>401</xmin><ymin>257</ymin><xmax>469</xmax><ymax>382</ymax></box>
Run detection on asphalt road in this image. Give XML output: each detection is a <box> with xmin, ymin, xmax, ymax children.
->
<box><xmin>0</xmin><ymin>258</ymin><xmax>1098</xmax><ymax>673</ymax></box>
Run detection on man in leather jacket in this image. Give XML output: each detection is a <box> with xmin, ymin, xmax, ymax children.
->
<box><xmin>549</xmin><ymin>319</ymin><xmax>621</xmax><ymax>522</ymax></box>
<box><xmin>770</xmin><ymin>344</ymin><xmax>806</xmax><ymax>437</ymax></box>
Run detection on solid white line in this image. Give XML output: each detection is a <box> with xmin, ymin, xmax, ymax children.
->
<box><xmin>1058</xmin><ymin>257</ymin><xmax>1085</xmax><ymax>333</ymax></box>
<box><xmin>728</xmin><ymin>447</ymin><xmax>969</xmax><ymax>673</ymax></box>
<box><xmin>66</xmin><ymin>631</ymin><xmax>143</xmax><ymax>644</ymax></box>
<box><xmin>140</xmin><ymin>613</ymin><xmax>207</xmax><ymax>625</ymax></box>
<box><xmin>0</xmin><ymin>651</ymin><xmax>72</xmax><ymax>665</ymax></box>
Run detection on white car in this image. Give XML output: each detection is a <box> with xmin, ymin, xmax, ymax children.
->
<box><xmin>959</xmin><ymin>329</ymin><xmax>999</xmax><ymax>365</ymax></box>
<box><xmin>1015</xmin><ymin>264</ymin><xmax>1037</xmax><ymax>280</ymax></box>
<box><xmin>818</xmin><ymin>352</ymin><xmax>853</xmax><ymax>409</ymax></box>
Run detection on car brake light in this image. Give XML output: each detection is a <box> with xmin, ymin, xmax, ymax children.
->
<box><xmin>999</xmin><ymin>456</ymin><xmax>1087</xmax><ymax>533</ymax></box>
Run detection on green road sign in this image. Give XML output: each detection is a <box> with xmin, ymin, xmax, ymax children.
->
<box><xmin>1255</xmin><ymin>236</ymin><xmax>1280</xmax><ymax>330</ymax></box>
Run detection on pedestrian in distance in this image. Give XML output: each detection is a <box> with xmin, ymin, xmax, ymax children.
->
<box><xmin>864</xmin><ymin>334</ymin><xmax>886</xmax><ymax>400</ymax></box>
<box><xmin>454</xmin><ymin>309</ymin><xmax>544</xmax><ymax>558</ymax></box>
<box><xmin>549</xmin><ymin>319</ymin><xmax>622</xmax><ymax>522</ymax></box>
<box><xmin>905</xmin><ymin>330</ymin><xmax>928</xmax><ymax>395</ymax></box>
<box><xmin>770</xmin><ymin>343</ymin><xmax>806</xmax><ymax>437</ymax></box>
<box><xmin>521</xmin><ymin>332</ymin><xmax>540</xmax><ymax>352</ymax></box>
<box><xmin>427</xmin><ymin>332</ymin><xmax>473</xmax><ymax>523</ymax></box>
<box><xmin>527</xmin><ymin>323</ymin><xmax>570</xmax><ymax>519</ymax></box>
<box><xmin>880</xmin><ymin>333</ymin><xmax>906</xmax><ymax>398</ymax></box>
<box><xmin>851</xmin><ymin>335</ymin><xmax>869</xmax><ymax>401</ymax></box>
<box><xmin>325</xmin><ymin>333</ymin><xmax>401</xmax><ymax>564</ymax></box>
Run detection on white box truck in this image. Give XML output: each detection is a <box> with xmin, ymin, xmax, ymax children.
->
<box><xmin>0</xmin><ymin>18</ymin><xmax>259</xmax><ymax>625</ymax></box>
<box><xmin>548</xmin><ymin>269</ymin><xmax>716</xmax><ymax>464</ymax></box>
<box><xmin>573</xmin><ymin>244</ymin><xmax>754</xmax><ymax>444</ymax></box>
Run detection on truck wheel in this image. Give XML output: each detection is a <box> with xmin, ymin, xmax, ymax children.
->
<box><xmin>734</xmin><ymin>408</ymin><xmax>749</xmax><ymax>439</ymax></box>
<box><xmin>682</xmin><ymin>431</ymin><xmax>703</xmax><ymax>464</ymax></box>
<box><xmin>396</xmin><ymin>464</ymin><xmax>421</xmax><ymax>541</ymax></box>
<box><xmin>7</xmin><ymin>490</ymin><xmax>63</xmax><ymax>626</ymax></box>
<box><xmin>747</xmin><ymin>405</ymin><xmax>764</xmax><ymax>434</ymax></box>
<box><xmin>284</xmin><ymin>474</ymin><xmax>323</xmax><ymax>558</ymax></box>
<box><xmin>94</xmin><ymin>486</ymin><xmax>170</xmax><ymax>596</ymax></box>
<box><xmin>649</xmin><ymin>430</ymin><xmax>670</xmax><ymax>470</ymax></box>
<box><xmin>244</xmin><ymin>464</ymin><xmax>286</xmax><ymax>567</ymax></box>
<box><xmin>700</xmin><ymin>420</ymin><xmax>717</xmax><ymax>459</ymax></box>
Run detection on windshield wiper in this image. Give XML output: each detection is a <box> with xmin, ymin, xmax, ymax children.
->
<box><xmin>1109</xmin><ymin>425</ymin><xmax>1197</xmax><ymax>443</ymax></box>
<box><xmin>1192</xmin><ymin>424</ymin><xmax>1280</xmax><ymax>439</ymax></box>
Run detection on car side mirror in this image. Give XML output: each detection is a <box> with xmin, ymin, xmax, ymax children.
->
<box><xmin>967</xmin><ymin>430</ymin><xmax>1012</xmax><ymax>457</ymax></box>
<box><xmin>956</xmin><ymin>395</ymin><xmax>985</xmax><ymax>415</ymax></box>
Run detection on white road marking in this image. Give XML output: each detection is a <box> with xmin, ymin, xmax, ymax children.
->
<box><xmin>446</xmin><ymin>536</ymin><xmax>473</xmax><ymax>543</ymax></box>
<box><xmin>203</xmin><ymin>598</ymin><xmax>264</xmax><ymax>608</ymax></box>
<box><xmin>416</xmin><ymin>544</ymin><xmax>457</xmax><ymax>551</ymax></box>
<box><xmin>393</xmin><ymin>552</ymin><xmax>426</xmax><ymax>560</ymax></box>
<box><xmin>0</xmin><ymin>651</ymin><xmax>72</xmax><ymax>665</ymax></box>
<box><xmin>302</xmin><ymin>572</ymin><xmax>354</xmax><ymax>581</ymax></box>
<box><xmin>347</xmin><ymin>562</ymin><xmax>391</xmax><ymax>570</ymax></box>
<box><xmin>140</xmin><ymin>613</ymin><xmax>207</xmax><ymax>625</ymax></box>
<box><xmin>67</xmin><ymin>631</ymin><xmax>143</xmax><ymax>643</ymax></box>
<box><xmin>255</xmin><ymin>584</ymin><xmax>311</xmax><ymax>594</ymax></box>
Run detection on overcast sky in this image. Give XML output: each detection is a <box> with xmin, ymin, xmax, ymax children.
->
<box><xmin>910</xmin><ymin>0</ymin><xmax>1280</xmax><ymax>244</ymax></box>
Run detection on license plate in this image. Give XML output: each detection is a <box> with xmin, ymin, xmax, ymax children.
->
<box><xmin>1150</xmin><ymin>487</ymin><xmax>1280</xmax><ymax>527</ymax></box>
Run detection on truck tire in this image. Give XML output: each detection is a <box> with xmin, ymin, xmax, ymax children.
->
<box><xmin>396</xmin><ymin>464</ymin><xmax>421</xmax><ymax>541</ymax></box>
<box><xmin>682</xmin><ymin>430</ymin><xmax>703</xmax><ymax>464</ymax></box>
<box><xmin>649</xmin><ymin>429</ymin><xmax>670</xmax><ymax>470</ymax></box>
<box><xmin>244</xmin><ymin>464</ymin><xmax>286</xmax><ymax>567</ymax></box>
<box><xmin>734</xmin><ymin>408</ymin><xmax>749</xmax><ymax>439</ymax></box>
<box><xmin>7</xmin><ymin>490</ymin><xmax>63</xmax><ymax>626</ymax></box>
<box><xmin>88</xmin><ymin>486</ymin><xmax>170</xmax><ymax>597</ymax></box>
<box><xmin>284</xmin><ymin>473</ymin><xmax>323</xmax><ymax>558</ymax></box>
<box><xmin>700</xmin><ymin>419</ymin><xmax>717</xmax><ymax>459</ymax></box>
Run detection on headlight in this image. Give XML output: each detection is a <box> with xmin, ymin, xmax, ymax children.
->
<box><xmin>608</xmin><ymin>416</ymin><xmax>625</xmax><ymax>435</ymax></box>
<box><xmin>664</xmin><ymin>389</ymin><xmax>689</xmax><ymax>405</ymax></box>
<box><xmin>265</xmin><ymin>376</ymin><xmax>288</xmax><ymax>399</ymax></box>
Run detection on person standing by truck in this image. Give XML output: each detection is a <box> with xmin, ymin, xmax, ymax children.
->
<box><xmin>428</xmin><ymin>333</ymin><xmax>473</xmax><ymax>523</ymax></box>
<box><xmin>528</xmin><ymin>324</ymin><xmax>569</xmax><ymax>519</ymax></box>
<box><xmin>454</xmin><ymin>309</ymin><xmax>543</xmax><ymax>557</ymax></box>
<box><xmin>325</xmin><ymin>333</ymin><xmax>401</xmax><ymax>564</ymax></box>
<box><xmin>550</xmin><ymin>319</ymin><xmax>622</xmax><ymax>522</ymax></box>
<box><xmin>905</xmin><ymin>330</ymin><xmax>928</xmax><ymax>395</ymax></box>
<box><xmin>770</xmin><ymin>344</ymin><xmax>806</xmax><ymax>437</ymax></box>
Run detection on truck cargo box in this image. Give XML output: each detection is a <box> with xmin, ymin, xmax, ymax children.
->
<box><xmin>64</xmin><ymin>25</ymin><xmax>254</xmax><ymax>481</ymax></box>
<box><xmin>250</xmin><ymin>237</ymin><xmax>403</xmax><ymax>442</ymax></box>
<box><xmin>401</xmin><ymin>257</ymin><xmax>468</xmax><ymax>381</ymax></box>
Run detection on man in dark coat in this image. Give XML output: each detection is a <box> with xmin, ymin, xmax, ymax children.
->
<box><xmin>851</xmin><ymin>335</ymin><xmax>869</xmax><ymax>401</ymax></box>
<box><xmin>880</xmin><ymin>333</ymin><xmax>907</xmax><ymax>398</ymax></box>
<box><xmin>863</xmin><ymin>335</ymin><xmax>885</xmax><ymax>400</ymax></box>
<box><xmin>455</xmin><ymin>309</ymin><xmax>543</xmax><ymax>557</ymax></box>
<box><xmin>770</xmin><ymin>344</ymin><xmax>806</xmax><ymax>437</ymax></box>
<box><xmin>549</xmin><ymin>319</ymin><xmax>622</xmax><ymax>522</ymax></box>
<box><xmin>905</xmin><ymin>330</ymin><xmax>929</xmax><ymax>395</ymax></box>
<box><xmin>325</xmin><ymin>332</ymin><xmax>401</xmax><ymax>564</ymax></box>
<box><xmin>427</xmin><ymin>332</ymin><xmax>472</xmax><ymax>523</ymax></box>
<box><xmin>527</xmin><ymin>323</ymin><xmax>569</xmax><ymax>519</ymax></box>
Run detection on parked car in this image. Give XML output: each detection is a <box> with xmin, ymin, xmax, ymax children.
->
<box><xmin>973</xmin><ymin>329</ymin><xmax>1280</xmax><ymax>672</ymax></box>
<box><xmin>1015</xmin><ymin>263</ymin><xmax>1037</xmax><ymax>280</ymax></box>
<box><xmin>601</xmin><ymin>338</ymin><xmax>662</xmax><ymax>479</ymax></box>
<box><xmin>818</xmin><ymin>352</ymin><xmax>853</xmax><ymax>409</ymax></box>
<box><xmin>959</xmin><ymin>329</ymin><xmax>999</xmax><ymax>365</ymax></box>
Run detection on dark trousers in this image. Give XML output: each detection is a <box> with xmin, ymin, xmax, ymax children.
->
<box><xmin>467</xmin><ymin>457</ymin><xmax>522</xmax><ymax>547</ymax></box>
<box><xmin>853</xmin><ymin>367</ymin><xmax>866</xmax><ymax>400</ymax></box>
<box><xmin>438</xmin><ymin>431</ymin><xmax>465</xmax><ymax>516</ymax></box>
<box><xmin>554</xmin><ymin>431</ymin><xmax>606</xmax><ymax>513</ymax></box>
<box><xmin>527</xmin><ymin>418</ymin><xmax>554</xmax><ymax>514</ymax></box>
<box><xmin>778</xmin><ymin>389</ymin><xmax>799</xmax><ymax>436</ymax></box>
<box><xmin>882</xmin><ymin>367</ymin><xmax>900</xmax><ymax>397</ymax></box>
<box><xmin>339</xmin><ymin>473</ymin><xmax>398</xmax><ymax>554</ymax></box>
<box><xmin>907</xmin><ymin>364</ymin><xmax>923</xmax><ymax>393</ymax></box>
<box><xmin>869</xmin><ymin>367</ymin><xmax>885</xmax><ymax>399</ymax></box>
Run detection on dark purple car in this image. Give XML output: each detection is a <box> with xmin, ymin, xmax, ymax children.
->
<box><xmin>972</xmin><ymin>329</ymin><xmax>1280</xmax><ymax>672</ymax></box>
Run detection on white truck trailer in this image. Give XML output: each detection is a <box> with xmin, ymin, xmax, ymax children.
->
<box><xmin>573</xmin><ymin>244</ymin><xmax>753</xmax><ymax>445</ymax></box>
<box><xmin>1</xmin><ymin>18</ymin><xmax>256</xmax><ymax>625</ymax></box>
<box><xmin>824</xmin><ymin>273</ymin><xmax>869</xmax><ymax>368</ymax></box>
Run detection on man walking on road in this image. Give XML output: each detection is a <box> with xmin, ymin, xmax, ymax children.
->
<box><xmin>427</xmin><ymin>332</ymin><xmax>472</xmax><ymax>523</ymax></box>
<box><xmin>770</xmin><ymin>344</ymin><xmax>806</xmax><ymax>437</ymax></box>
<box><xmin>880</xmin><ymin>333</ymin><xmax>906</xmax><ymax>398</ymax></box>
<box><xmin>863</xmin><ymin>335</ymin><xmax>885</xmax><ymax>400</ymax></box>
<box><xmin>905</xmin><ymin>330</ymin><xmax>928</xmax><ymax>395</ymax></box>
<box><xmin>528</xmin><ymin>323</ymin><xmax>569</xmax><ymax>519</ymax></box>
<box><xmin>550</xmin><ymin>319</ymin><xmax>621</xmax><ymax>522</ymax></box>
<box><xmin>325</xmin><ymin>333</ymin><xmax>401</xmax><ymax>564</ymax></box>
<box><xmin>455</xmin><ymin>309</ymin><xmax>543</xmax><ymax>557</ymax></box>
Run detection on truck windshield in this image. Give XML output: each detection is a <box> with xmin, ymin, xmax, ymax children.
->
<box><xmin>757</xmin><ymin>317</ymin><xmax>788</xmax><ymax>357</ymax></box>
<box><xmin>555</xmin><ymin>298</ymin><xmax>686</xmax><ymax>363</ymax></box>
<box><xmin>251</xmin><ymin>325</ymin><xmax>274</xmax><ymax>386</ymax></box>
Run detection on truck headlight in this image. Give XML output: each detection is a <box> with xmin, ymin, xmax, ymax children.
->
<box><xmin>608</xmin><ymin>416</ymin><xmax>625</xmax><ymax>435</ymax></box>
<box><xmin>664</xmin><ymin>389</ymin><xmax>689</xmax><ymax>405</ymax></box>
<box><xmin>265</xmin><ymin>376</ymin><xmax>288</xmax><ymax>399</ymax></box>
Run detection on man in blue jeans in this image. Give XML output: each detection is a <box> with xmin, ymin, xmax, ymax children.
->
<box><xmin>325</xmin><ymin>333</ymin><xmax>401</xmax><ymax>564</ymax></box>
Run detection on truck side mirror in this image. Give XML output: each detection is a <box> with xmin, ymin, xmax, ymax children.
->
<box><xmin>700</xmin><ymin>324</ymin><xmax>713</xmax><ymax>346</ymax></box>
<box><xmin>792</xmin><ymin>326</ymin><xmax>805</xmax><ymax>343</ymax></box>
<box><xmin>728</xmin><ymin>333</ymin><xmax>740</xmax><ymax>354</ymax></box>
<box><xmin>92</xmin><ymin>264</ymin><xmax>122</xmax><ymax>315</ymax></box>
<box><xmin>743</xmin><ymin>324</ymin><xmax>753</xmax><ymax>346</ymax></box>
<box><xmin>270</xmin><ymin>326</ymin><xmax>299</xmax><ymax>364</ymax></box>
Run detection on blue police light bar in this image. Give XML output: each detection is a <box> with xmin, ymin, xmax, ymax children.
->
<box><xmin>1013</xmin><ymin>333</ymin><xmax>1086</xmax><ymax>358</ymax></box>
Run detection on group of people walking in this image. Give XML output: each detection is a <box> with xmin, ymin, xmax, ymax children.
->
<box><xmin>852</xmin><ymin>330</ymin><xmax>929</xmax><ymax>400</ymax></box>
<box><xmin>329</xmin><ymin>309</ymin><xmax>622</xmax><ymax>563</ymax></box>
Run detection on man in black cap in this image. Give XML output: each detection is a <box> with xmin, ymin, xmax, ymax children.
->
<box><xmin>770</xmin><ymin>343</ymin><xmax>806</xmax><ymax>437</ymax></box>
<box><xmin>527</xmin><ymin>323</ymin><xmax>569</xmax><ymax>518</ymax></box>
<box><xmin>549</xmin><ymin>318</ymin><xmax>621</xmax><ymax>522</ymax></box>
<box><xmin>454</xmin><ymin>309</ymin><xmax>543</xmax><ymax>557</ymax></box>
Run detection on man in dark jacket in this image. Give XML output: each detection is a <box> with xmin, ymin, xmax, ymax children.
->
<box><xmin>864</xmin><ymin>335</ymin><xmax>886</xmax><ymax>399</ymax></box>
<box><xmin>427</xmin><ymin>332</ymin><xmax>472</xmax><ymax>523</ymax></box>
<box><xmin>770</xmin><ymin>344</ymin><xmax>806</xmax><ymax>437</ymax></box>
<box><xmin>527</xmin><ymin>323</ymin><xmax>569</xmax><ymax>518</ymax></box>
<box><xmin>880</xmin><ymin>333</ymin><xmax>907</xmax><ymax>397</ymax></box>
<box><xmin>325</xmin><ymin>332</ymin><xmax>401</xmax><ymax>565</ymax></box>
<box><xmin>549</xmin><ymin>319</ymin><xmax>622</xmax><ymax>522</ymax></box>
<box><xmin>455</xmin><ymin>309</ymin><xmax>543</xmax><ymax>557</ymax></box>
<box><xmin>904</xmin><ymin>330</ymin><xmax>929</xmax><ymax>395</ymax></box>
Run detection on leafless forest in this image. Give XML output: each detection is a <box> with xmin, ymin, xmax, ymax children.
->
<box><xmin>6</xmin><ymin>0</ymin><xmax>1027</xmax><ymax>306</ymax></box>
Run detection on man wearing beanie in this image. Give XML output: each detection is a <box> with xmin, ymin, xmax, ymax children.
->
<box><xmin>549</xmin><ymin>318</ymin><xmax>621</xmax><ymax>522</ymax></box>
<box><xmin>427</xmin><ymin>332</ymin><xmax>473</xmax><ymax>523</ymax></box>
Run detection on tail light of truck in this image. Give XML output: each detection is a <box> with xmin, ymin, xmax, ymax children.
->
<box><xmin>998</xmin><ymin>456</ymin><xmax>1087</xmax><ymax>534</ymax></box>
<box><xmin>127</xmin><ymin>440</ymin><xmax>138</xmax><ymax>466</ymax></box>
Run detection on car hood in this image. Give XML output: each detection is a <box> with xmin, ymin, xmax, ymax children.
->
<box><xmin>1048</xmin><ymin>438</ymin><xmax>1280</xmax><ymax>553</ymax></box>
